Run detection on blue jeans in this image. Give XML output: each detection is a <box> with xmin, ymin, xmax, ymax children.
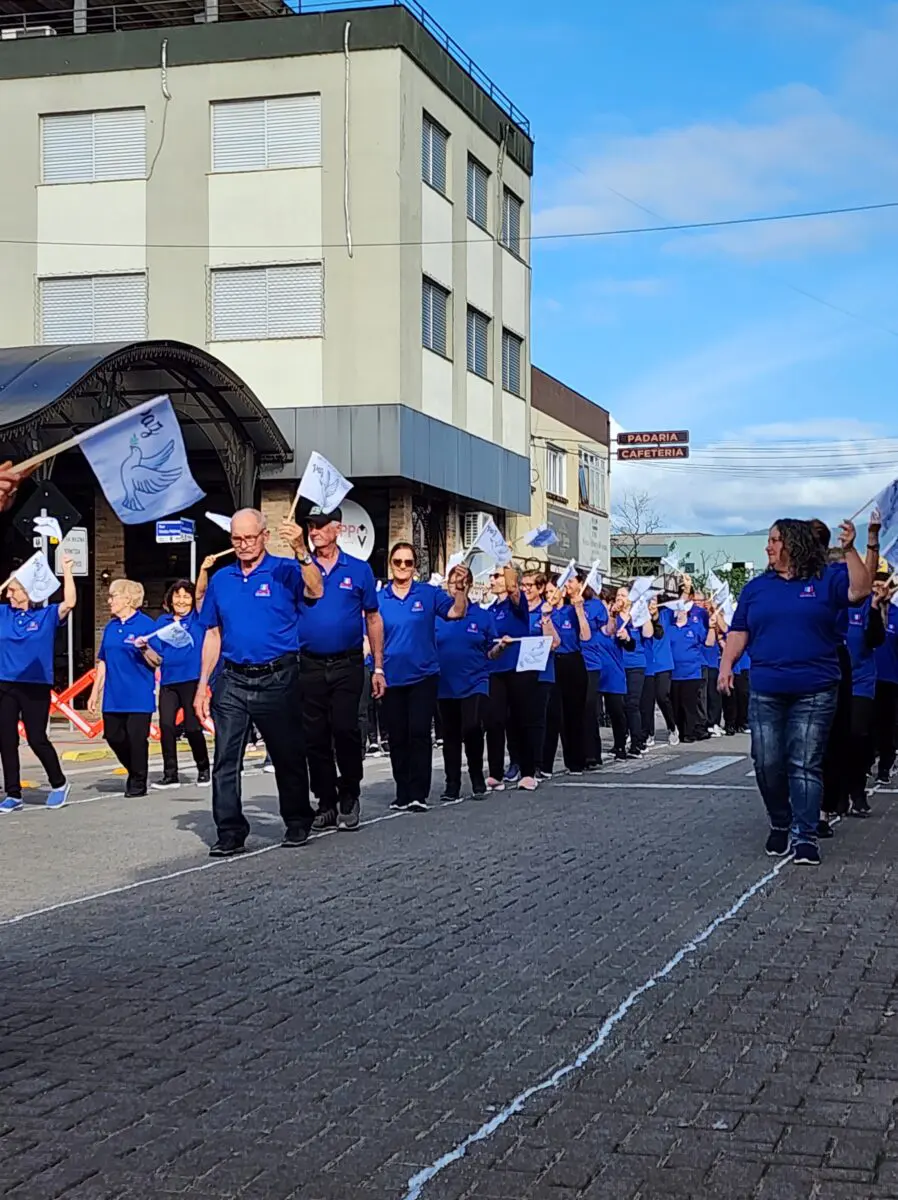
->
<box><xmin>749</xmin><ymin>686</ymin><xmax>838</xmax><ymax>844</ymax></box>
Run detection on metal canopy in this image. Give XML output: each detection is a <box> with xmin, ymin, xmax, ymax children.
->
<box><xmin>0</xmin><ymin>339</ymin><xmax>291</xmax><ymax>506</ymax></box>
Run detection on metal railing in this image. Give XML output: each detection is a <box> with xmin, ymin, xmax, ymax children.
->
<box><xmin>0</xmin><ymin>0</ymin><xmax>530</xmax><ymax>135</ymax></box>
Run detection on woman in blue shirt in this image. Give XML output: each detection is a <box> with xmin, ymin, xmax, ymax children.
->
<box><xmin>381</xmin><ymin>542</ymin><xmax>465</xmax><ymax>811</ymax></box>
<box><xmin>436</xmin><ymin>564</ymin><xmax>501</xmax><ymax>801</ymax></box>
<box><xmin>844</xmin><ymin>592</ymin><xmax>885</xmax><ymax>817</ymax></box>
<box><xmin>594</xmin><ymin>590</ymin><xmax>636</xmax><ymax>762</ymax></box>
<box><xmin>87</xmin><ymin>578</ymin><xmax>158</xmax><ymax>798</ymax></box>
<box><xmin>668</xmin><ymin>605</ymin><xmax>712</xmax><ymax>743</ymax></box>
<box><xmin>138</xmin><ymin>578</ymin><xmax>211</xmax><ymax>791</ymax></box>
<box><xmin>649</xmin><ymin>597</ymin><xmax>678</xmax><ymax>744</ymax></box>
<box><xmin>483</xmin><ymin>563</ymin><xmax>538</xmax><ymax>791</ymax></box>
<box><xmin>703</xmin><ymin>606</ymin><xmax>727</xmax><ymax>737</ymax></box>
<box><xmin>720</xmin><ymin>517</ymin><xmax>869</xmax><ymax>865</ymax></box>
<box><xmin>518</xmin><ymin>573</ymin><xmax>561</xmax><ymax>779</ymax></box>
<box><xmin>541</xmin><ymin>577</ymin><xmax>590</xmax><ymax>775</ymax></box>
<box><xmin>872</xmin><ymin>575</ymin><xmax>898</xmax><ymax>784</ymax></box>
<box><xmin>0</xmin><ymin>555</ymin><xmax>76</xmax><ymax>813</ymax></box>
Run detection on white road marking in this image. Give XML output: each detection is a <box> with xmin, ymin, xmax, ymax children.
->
<box><xmin>561</xmin><ymin>781</ymin><xmax>756</xmax><ymax>791</ymax></box>
<box><xmin>399</xmin><ymin>854</ymin><xmax>792</xmax><ymax>1200</ymax></box>
<box><xmin>669</xmin><ymin>755</ymin><xmax>745</xmax><ymax>776</ymax></box>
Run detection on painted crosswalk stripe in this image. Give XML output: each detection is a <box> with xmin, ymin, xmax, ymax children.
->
<box><xmin>669</xmin><ymin>755</ymin><xmax>745</xmax><ymax>777</ymax></box>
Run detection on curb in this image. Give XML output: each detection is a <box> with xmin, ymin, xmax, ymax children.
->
<box><xmin>60</xmin><ymin>745</ymin><xmax>262</xmax><ymax>764</ymax></box>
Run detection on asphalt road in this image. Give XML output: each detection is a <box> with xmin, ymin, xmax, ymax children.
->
<box><xmin>3</xmin><ymin>735</ymin><xmax>898</xmax><ymax>1199</ymax></box>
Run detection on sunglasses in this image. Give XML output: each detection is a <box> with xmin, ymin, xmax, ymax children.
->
<box><xmin>392</xmin><ymin>557</ymin><xmax>415</xmax><ymax>567</ymax></box>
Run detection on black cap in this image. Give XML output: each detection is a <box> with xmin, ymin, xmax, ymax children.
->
<box><xmin>307</xmin><ymin>505</ymin><xmax>342</xmax><ymax>527</ymax></box>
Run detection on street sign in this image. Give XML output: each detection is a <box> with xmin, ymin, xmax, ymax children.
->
<box><xmin>13</xmin><ymin>481</ymin><xmax>81</xmax><ymax>544</ymax></box>
<box><xmin>617</xmin><ymin>430</ymin><xmax>689</xmax><ymax>447</ymax></box>
<box><xmin>617</xmin><ymin>446</ymin><xmax>690</xmax><ymax>461</ymax></box>
<box><xmin>155</xmin><ymin>518</ymin><xmax>195</xmax><ymax>544</ymax></box>
<box><xmin>55</xmin><ymin>527</ymin><xmax>89</xmax><ymax>576</ymax></box>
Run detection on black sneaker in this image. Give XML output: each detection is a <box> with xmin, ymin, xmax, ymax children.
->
<box><xmin>408</xmin><ymin>799</ymin><xmax>430</xmax><ymax>812</ymax></box>
<box><xmin>152</xmin><ymin>775</ymin><xmax>180</xmax><ymax>791</ymax></box>
<box><xmin>209</xmin><ymin>838</ymin><xmax>246</xmax><ymax>858</ymax></box>
<box><xmin>196</xmin><ymin>767</ymin><xmax>211</xmax><ymax>786</ymax></box>
<box><xmin>440</xmin><ymin>788</ymin><xmax>460</xmax><ymax>804</ymax></box>
<box><xmin>282</xmin><ymin>825</ymin><xmax>310</xmax><ymax>848</ymax></box>
<box><xmin>471</xmin><ymin>778</ymin><xmax>487</xmax><ymax>798</ymax></box>
<box><xmin>536</xmin><ymin>769</ymin><xmax>553</xmax><ymax>781</ymax></box>
<box><xmin>817</xmin><ymin>819</ymin><xmax>835</xmax><ymax>839</ymax></box>
<box><xmin>627</xmin><ymin>749</ymin><xmax>643</xmax><ymax>759</ymax></box>
<box><xmin>337</xmin><ymin>797</ymin><xmax>361</xmax><ymax>831</ymax></box>
<box><xmin>585</xmin><ymin>760</ymin><xmax>602</xmax><ymax>772</ymax></box>
<box><xmin>389</xmin><ymin>800</ymin><xmax>409</xmax><ymax>811</ymax></box>
<box><xmin>124</xmin><ymin>786</ymin><xmax>148</xmax><ymax>798</ymax></box>
<box><xmin>765</xmin><ymin>828</ymin><xmax>791</xmax><ymax>857</ymax></box>
<box><xmin>793</xmin><ymin>841</ymin><xmax>820</xmax><ymax>866</ymax></box>
<box><xmin>876</xmin><ymin>773</ymin><xmax>891</xmax><ymax>786</ymax></box>
<box><xmin>849</xmin><ymin>794</ymin><xmax>871</xmax><ymax>817</ymax></box>
<box><xmin>614</xmin><ymin>750</ymin><xmax>628</xmax><ymax>762</ymax></box>
<box><xmin>312</xmin><ymin>807</ymin><xmax>338</xmax><ymax>831</ymax></box>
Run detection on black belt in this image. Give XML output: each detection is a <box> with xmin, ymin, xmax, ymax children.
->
<box><xmin>224</xmin><ymin>653</ymin><xmax>297</xmax><ymax>677</ymax></box>
<box><xmin>302</xmin><ymin>647</ymin><xmax>363</xmax><ymax>663</ymax></box>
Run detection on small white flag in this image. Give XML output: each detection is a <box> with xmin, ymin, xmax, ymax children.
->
<box><xmin>708</xmin><ymin>571</ymin><xmax>730</xmax><ymax>608</ymax></box>
<box><xmin>12</xmin><ymin>551</ymin><xmax>60</xmax><ymax>603</ymax></box>
<box><xmin>33</xmin><ymin>516</ymin><xmax>63</xmax><ymax>543</ymax></box>
<box><xmin>585</xmin><ymin>559</ymin><xmax>604</xmax><ymax>595</ymax></box>
<box><xmin>660</xmin><ymin>552</ymin><xmax>680</xmax><ymax>574</ymax></box>
<box><xmin>516</xmin><ymin>635</ymin><xmax>553</xmax><ymax>673</ymax></box>
<box><xmin>555</xmin><ymin>559</ymin><xmax>577</xmax><ymax>591</ymax></box>
<box><xmin>205</xmin><ymin>511</ymin><xmax>232</xmax><ymax>534</ymax></box>
<box><xmin>629</xmin><ymin>576</ymin><xmax>656</xmax><ymax>603</ymax></box>
<box><xmin>429</xmin><ymin>573</ymin><xmax>444</xmax><ymax>586</ymax></box>
<box><xmin>470</xmin><ymin>518</ymin><xmax>513</xmax><ymax>566</ymax></box>
<box><xmin>151</xmin><ymin>620</ymin><xmax>195</xmax><ymax>649</ymax></box>
<box><xmin>522</xmin><ymin>523</ymin><xmax>558</xmax><ymax>548</ymax></box>
<box><xmin>446</xmin><ymin>550</ymin><xmax>466</xmax><ymax>572</ymax></box>
<box><xmin>297</xmin><ymin>451</ymin><xmax>352</xmax><ymax>513</ymax></box>
<box><xmin>630</xmin><ymin>597</ymin><xmax>651</xmax><ymax>627</ymax></box>
<box><xmin>721</xmin><ymin>597</ymin><xmax>736</xmax><ymax>625</ymax></box>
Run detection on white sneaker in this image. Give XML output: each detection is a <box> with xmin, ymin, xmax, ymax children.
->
<box><xmin>645</xmin><ymin>736</ymin><xmax>656</xmax><ymax>749</ymax></box>
<box><xmin>709</xmin><ymin>726</ymin><xmax>723</xmax><ymax>738</ymax></box>
<box><xmin>669</xmin><ymin>730</ymin><xmax>680</xmax><ymax>746</ymax></box>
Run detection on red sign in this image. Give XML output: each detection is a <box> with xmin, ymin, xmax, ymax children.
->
<box><xmin>617</xmin><ymin>430</ymin><xmax>689</xmax><ymax>446</ymax></box>
<box><xmin>617</xmin><ymin>446</ymin><xmax>690</xmax><ymax>461</ymax></box>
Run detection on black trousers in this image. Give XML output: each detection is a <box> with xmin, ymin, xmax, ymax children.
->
<box><xmin>874</xmin><ymin>679</ymin><xmax>898</xmax><ymax>778</ymax></box>
<box><xmin>653</xmin><ymin>670</ymin><xmax>676</xmax><ymax>733</ymax></box>
<box><xmin>211</xmin><ymin>658</ymin><xmax>312</xmax><ymax>840</ymax></box>
<box><xmin>301</xmin><ymin>651</ymin><xmax>365</xmax><ymax>811</ymax></box>
<box><xmin>640</xmin><ymin>674</ymin><xmax>656</xmax><ymax>742</ymax></box>
<box><xmin>704</xmin><ymin>667</ymin><xmax>723</xmax><ymax>730</ymax></box>
<box><xmin>583</xmin><ymin>671</ymin><xmax>604</xmax><ymax>766</ymax></box>
<box><xmin>696</xmin><ymin>667</ymin><xmax>709</xmax><ymax>733</ymax></box>
<box><xmin>439</xmin><ymin>694</ymin><xmax>487</xmax><ymax>793</ymax></box>
<box><xmin>603</xmin><ymin>691</ymin><xmax>628</xmax><ymax>755</ymax></box>
<box><xmin>848</xmin><ymin>695</ymin><xmax>876</xmax><ymax>802</ymax></box>
<box><xmin>158</xmin><ymin>679</ymin><xmax>210</xmax><ymax>777</ymax></box>
<box><xmin>671</xmin><ymin>678</ymin><xmax>702</xmax><ymax>741</ymax></box>
<box><xmin>625</xmin><ymin>667</ymin><xmax>646</xmax><ymax>750</ymax></box>
<box><xmin>551</xmin><ymin>653</ymin><xmax>588</xmax><ymax>771</ymax></box>
<box><xmin>383</xmin><ymin>674</ymin><xmax>439</xmax><ymax>805</ymax></box>
<box><xmin>723</xmin><ymin>673</ymin><xmax>750</xmax><ymax>732</ymax></box>
<box><xmin>822</xmin><ymin>644</ymin><xmax>853</xmax><ymax>816</ymax></box>
<box><xmin>0</xmin><ymin>681</ymin><xmax>66</xmax><ymax>799</ymax></box>
<box><xmin>104</xmin><ymin>711</ymin><xmax>152</xmax><ymax>793</ymax></box>
<box><xmin>485</xmin><ymin>670</ymin><xmax>541</xmax><ymax>779</ymax></box>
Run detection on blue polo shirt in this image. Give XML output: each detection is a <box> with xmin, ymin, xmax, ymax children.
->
<box><xmin>702</xmin><ymin>634</ymin><xmax>721</xmax><ymax>671</ymax></box>
<box><xmin>98</xmin><ymin>611</ymin><xmax>158</xmax><ymax>713</ymax></box>
<box><xmin>381</xmin><ymin>581</ymin><xmax>454</xmax><ymax>687</ymax></box>
<box><xmin>596</xmin><ymin>618</ymin><xmax>629</xmax><ymax>695</ymax></box>
<box><xmin>669</xmin><ymin>621</ymin><xmax>705</xmax><ymax>681</ymax></box>
<box><xmin>0</xmin><ymin>604</ymin><xmax>61</xmax><ymax>685</ymax></box>
<box><xmin>623</xmin><ymin>627</ymin><xmax>647</xmax><ymax>670</ymax></box>
<box><xmin>875</xmin><ymin>604</ymin><xmax>898</xmax><ymax>684</ymax></box>
<box><xmin>489</xmin><ymin>591</ymin><xmax>530</xmax><ymax>673</ymax></box>
<box><xmin>297</xmin><ymin>550</ymin><xmax>378</xmax><ymax>655</ymax></box>
<box><xmin>730</xmin><ymin>566</ymin><xmax>850</xmax><ymax>694</ymax></box>
<box><xmin>530</xmin><ymin>606</ymin><xmax>555</xmax><ymax>684</ymax></box>
<box><xmin>652</xmin><ymin>617</ymin><xmax>674</xmax><ymax>674</ymax></box>
<box><xmin>151</xmin><ymin>610</ymin><xmax>204</xmax><ymax>686</ymax></box>
<box><xmin>200</xmin><ymin>555</ymin><xmax>310</xmax><ymax>665</ymax></box>
<box><xmin>643</xmin><ymin>633</ymin><xmax>655</xmax><ymax>677</ymax></box>
<box><xmin>846</xmin><ymin>601</ymin><xmax>877</xmax><ymax>700</ymax></box>
<box><xmin>436</xmin><ymin>605</ymin><xmax>495</xmax><ymax>699</ymax></box>
<box><xmin>552</xmin><ymin>606</ymin><xmax>580</xmax><ymax>656</ymax></box>
<box><xmin>582</xmin><ymin>598</ymin><xmax>609</xmax><ymax>673</ymax></box>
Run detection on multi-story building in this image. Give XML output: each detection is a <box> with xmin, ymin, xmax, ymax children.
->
<box><xmin>0</xmin><ymin>0</ymin><xmax>533</xmax><ymax>658</ymax></box>
<box><xmin>508</xmin><ymin>367</ymin><xmax>611</xmax><ymax>573</ymax></box>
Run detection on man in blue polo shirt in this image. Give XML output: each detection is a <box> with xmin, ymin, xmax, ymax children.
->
<box><xmin>195</xmin><ymin>508</ymin><xmax>323</xmax><ymax>857</ymax></box>
<box><xmin>299</xmin><ymin>505</ymin><xmax>383</xmax><ymax>834</ymax></box>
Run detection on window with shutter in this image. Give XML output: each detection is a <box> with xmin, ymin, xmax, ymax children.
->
<box><xmin>211</xmin><ymin>96</ymin><xmax>321</xmax><ymax>172</ymax></box>
<box><xmin>466</xmin><ymin>307</ymin><xmax>490</xmax><ymax>379</ymax></box>
<box><xmin>421</xmin><ymin>114</ymin><xmax>448</xmax><ymax>195</ymax></box>
<box><xmin>501</xmin><ymin>329</ymin><xmax>523</xmax><ymax>396</ymax></box>
<box><xmin>466</xmin><ymin>157</ymin><xmax>489</xmax><ymax>229</ymax></box>
<box><xmin>39</xmin><ymin>274</ymin><xmax>147</xmax><ymax>344</ymax></box>
<box><xmin>41</xmin><ymin>109</ymin><xmax>145</xmax><ymax>184</ymax></box>
<box><xmin>422</xmin><ymin>277</ymin><xmax>450</xmax><ymax>356</ymax></box>
<box><xmin>501</xmin><ymin>188</ymin><xmax>523</xmax><ymax>256</ymax></box>
<box><xmin>210</xmin><ymin>264</ymin><xmax>324</xmax><ymax>340</ymax></box>
<box><xmin>546</xmin><ymin>447</ymin><xmax>566</xmax><ymax>499</ymax></box>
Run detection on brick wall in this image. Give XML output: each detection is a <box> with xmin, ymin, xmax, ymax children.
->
<box><xmin>260</xmin><ymin>483</ymin><xmax>295</xmax><ymax>557</ymax></box>
<box><xmin>387</xmin><ymin>491</ymin><xmax>412</xmax><ymax>554</ymax></box>
<box><xmin>93</xmin><ymin>490</ymin><xmax>124</xmax><ymax>655</ymax></box>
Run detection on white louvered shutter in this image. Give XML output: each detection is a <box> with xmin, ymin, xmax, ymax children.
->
<box><xmin>40</xmin><ymin>277</ymin><xmax>94</xmax><ymax>343</ymax></box>
<box><xmin>211</xmin><ymin>265</ymin><xmax>323</xmax><ymax>339</ymax></box>
<box><xmin>502</xmin><ymin>329</ymin><xmax>522</xmax><ymax>395</ymax></box>
<box><xmin>39</xmin><ymin>274</ymin><xmax>146</xmax><ymax>343</ymax></box>
<box><xmin>41</xmin><ymin>113</ymin><xmax>94</xmax><ymax>184</ymax></box>
<box><xmin>212</xmin><ymin>100</ymin><xmax>266</xmax><ymax>172</ymax></box>
<box><xmin>267</xmin><ymin>264</ymin><xmax>323</xmax><ymax>337</ymax></box>
<box><xmin>211</xmin><ymin>268</ymin><xmax>268</xmax><ymax>340</ymax></box>
<box><xmin>92</xmin><ymin>109</ymin><xmax>145</xmax><ymax>180</ymax></box>
<box><xmin>467</xmin><ymin>158</ymin><xmax>489</xmax><ymax>228</ymax></box>
<box><xmin>467</xmin><ymin>308</ymin><xmax>490</xmax><ymax>378</ymax></box>
<box><xmin>92</xmin><ymin>275</ymin><xmax>147</xmax><ymax>340</ymax></box>
<box><xmin>266</xmin><ymin>95</ymin><xmax>321</xmax><ymax>168</ymax></box>
<box><xmin>502</xmin><ymin>189</ymin><xmax>522</xmax><ymax>255</ymax></box>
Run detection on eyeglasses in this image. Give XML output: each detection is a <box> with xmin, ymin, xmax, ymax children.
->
<box><xmin>392</xmin><ymin>557</ymin><xmax>415</xmax><ymax>567</ymax></box>
<box><xmin>489</xmin><ymin>572</ymin><xmax>503</xmax><ymax>579</ymax></box>
<box><xmin>231</xmin><ymin>533</ymin><xmax>264</xmax><ymax>547</ymax></box>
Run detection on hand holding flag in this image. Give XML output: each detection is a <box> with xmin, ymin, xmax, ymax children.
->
<box><xmin>293</xmin><ymin>451</ymin><xmax>352</xmax><ymax>519</ymax></box>
<box><xmin>2</xmin><ymin>551</ymin><xmax>61</xmax><ymax>603</ymax></box>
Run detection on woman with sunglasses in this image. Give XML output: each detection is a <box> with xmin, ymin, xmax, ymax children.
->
<box><xmin>380</xmin><ymin>542</ymin><xmax>466</xmax><ymax>811</ymax></box>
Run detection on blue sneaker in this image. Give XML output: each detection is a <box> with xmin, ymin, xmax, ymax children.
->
<box><xmin>503</xmin><ymin>764</ymin><xmax>521</xmax><ymax>785</ymax></box>
<box><xmin>46</xmin><ymin>783</ymin><xmax>70</xmax><ymax>810</ymax></box>
<box><xmin>0</xmin><ymin>797</ymin><xmax>24</xmax><ymax>814</ymax></box>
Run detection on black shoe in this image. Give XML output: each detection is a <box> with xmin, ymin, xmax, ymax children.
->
<box><xmin>408</xmin><ymin>799</ymin><xmax>430</xmax><ymax>812</ymax></box>
<box><xmin>196</xmin><ymin>767</ymin><xmax>211</xmax><ymax>786</ymax></box>
<box><xmin>124</xmin><ymin>786</ymin><xmax>148</xmax><ymax>798</ymax></box>
<box><xmin>626</xmin><ymin>749</ymin><xmax>643</xmax><ymax>759</ymax></box>
<box><xmin>152</xmin><ymin>775</ymin><xmax>180</xmax><ymax>791</ymax></box>
<box><xmin>817</xmin><ymin>819</ymin><xmax>834</xmax><ymax>839</ymax></box>
<box><xmin>337</xmin><ymin>797</ymin><xmax>361</xmax><ymax>831</ymax></box>
<box><xmin>724</xmin><ymin>726</ymin><xmax>736</xmax><ymax>736</ymax></box>
<box><xmin>471</xmin><ymin>778</ymin><xmax>487</xmax><ymax>798</ymax></box>
<box><xmin>311</xmin><ymin>807</ymin><xmax>338</xmax><ymax>831</ymax></box>
<box><xmin>440</xmin><ymin>788</ymin><xmax>460</xmax><ymax>803</ymax></box>
<box><xmin>209</xmin><ymin>838</ymin><xmax>246</xmax><ymax>858</ymax></box>
<box><xmin>765</xmin><ymin>828</ymin><xmax>791</xmax><ymax>857</ymax></box>
<box><xmin>585</xmin><ymin>760</ymin><xmax>602</xmax><ymax>772</ymax></box>
<box><xmin>793</xmin><ymin>841</ymin><xmax>820</xmax><ymax>866</ymax></box>
<box><xmin>614</xmin><ymin>750</ymin><xmax>628</xmax><ymax>762</ymax></box>
<box><xmin>389</xmin><ymin>800</ymin><xmax>409</xmax><ymax>811</ymax></box>
<box><xmin>876</xmin><ymin>773</ymin><xmax>891</xmax><ymax>786</ymax></box>
<box><xmin>849</xmin><ymin>794</ymin><xmax>871</xmax><ymax>817</ymax></box>
<box><xmin>282</xmin><ymin>824</ymin><xmax>310</xmax><ymax>848</ymax></box>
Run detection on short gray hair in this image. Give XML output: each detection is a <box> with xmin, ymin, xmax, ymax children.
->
<box><xmin>232</xmin><ymin>508</ymin><xmax>267</xmax><ymax>531</ymax></box>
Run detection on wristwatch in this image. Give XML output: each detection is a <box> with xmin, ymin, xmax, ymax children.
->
<box><xmin>298</xmin><ymin>553</ymin><xmax>313</xmax><ymax>565</ymax></box>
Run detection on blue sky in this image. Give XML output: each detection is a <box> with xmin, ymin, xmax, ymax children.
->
<box><xmin>422</xmin><ymin>0</ymin><xmax>898</xmax><ymax>533</ymax></box>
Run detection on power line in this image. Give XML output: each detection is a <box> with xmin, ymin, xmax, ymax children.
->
<box><xmin>0</xmin><ymin>200</ymin><xmax>895</xmax><ymax>252</ymax></box>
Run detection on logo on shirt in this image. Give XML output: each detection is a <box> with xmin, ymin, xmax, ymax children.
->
<box><xmin>799</xmin><ymin>584</ymin><xmax>817</xmax><ymax>598</ymax></box>
<box><xmin>850</xmin><ymin>611</ymin><xmax>863</xmax><ymax>625</ymax></box>
<box><xmin>124</xmin><ymin>634</ymin><xmax>138</xmax><ymax>645</ymax></box>
<box><xmin>411</xmin><ymin>600</ymin><xmax>424</xmax><ymax>613</ymax></box>
<box><xmin>26</xmin><ymin>621</ymin><xmax>39</xmax><ymax>632</ymax></box>
<box><xmin>562</xmin><ymin>619</ymin><xmax>571</xmax><ymax>630</ymax></box>
<box><xmin>339</xmin><ymin>577</ymin><xmax>353</xmax><ymax>590</ymax></box>
<box><xmin>466</xmin><ymin>622</ymin><xmax>480</xmax><ymax>634</ymax></box>
<box><xmin>255</xmin><ymin>583</ymin><xmax>271</xmax><ymax>598</ymax></box>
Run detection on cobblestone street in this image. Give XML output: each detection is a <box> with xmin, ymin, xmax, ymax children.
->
<box><xmin>3</xmin><ymin>743</ymin><xmax>898</xmax><ymax>1199</ymax></box>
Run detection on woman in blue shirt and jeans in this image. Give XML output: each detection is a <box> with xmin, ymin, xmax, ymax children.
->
<box><xmin>720</xmin><ymin>517</ymin><xmax>869</xmax><ymax>866</ymax></box>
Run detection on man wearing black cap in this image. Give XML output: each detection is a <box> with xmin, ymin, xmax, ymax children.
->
<box><xmin>299</xmin><ymin>505</ymin><xmax>384</xmax><ymax>832</ymax></box>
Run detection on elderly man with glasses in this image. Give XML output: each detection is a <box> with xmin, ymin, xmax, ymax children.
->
<box><xmin>195</xmin><ymin>508</ymin><xmax>323</xmax><ymax>857</ymax></box>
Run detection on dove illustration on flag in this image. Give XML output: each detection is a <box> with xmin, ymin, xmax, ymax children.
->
<box><xmin>585</xmin><ymin>559</ymin><xmax>604</xmax><ymax>595</ymax></box>
<box><xmin>523</xmin><ymin>524</ymin><xmax>558</xmax><ymax>548</ymax></box>
<box><xmin>151</xmin><ymin>620</ymin><xmax>195</xmax><ymax>650</ymax></box>
<box><xmin>11</xmin><ymin>551</ymin><xmax>60</xmax><ymax>603</ymax></box>
<box><xmin>297</xmin><ymin>451</ymin><xmax>352</xmax><ymax>513</ymax></box>
<box><xmin>555</xmin><ymin>559</ymin><xmax>577</xmax><ymax>591</ymax></box>
<box><xmin>469</xmin><ymin>518</ymin><xmax>513</xmax><ymax>567</ymax></box>
<box><xmin>76</xmin><ymin>396</ymin><xmax>204</xmax><ymax>525</ymax></box>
